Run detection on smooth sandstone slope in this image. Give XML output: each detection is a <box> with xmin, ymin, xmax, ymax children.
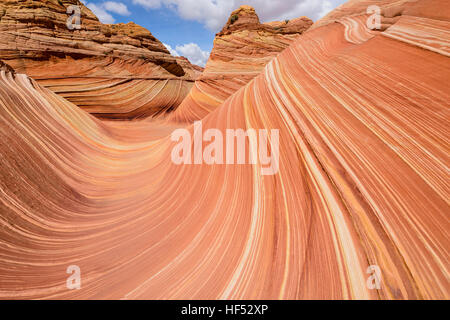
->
<box><xmin>0</xmin><ymin>0</ymin><xmax>449</xmax><ymax>299</ymax></box>
<box><xmin>169</xmin><ymin>5</ymin><xmax>313</xmax><ymax>122</ymax></box>
<box><xmin>0</xmin><ymin>0</ymin><xmax>202</xmax><ymax>119</ymax></box>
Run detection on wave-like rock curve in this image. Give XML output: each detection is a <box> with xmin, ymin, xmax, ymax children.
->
<box><xmin>0</xmin><ymin>0</ymin><xmax>202</xmax><ymax>120</ymax></box>
<box><xmin>0</xmin><ymin>0</ymin><xmax>449</xmax><ymax>299</ymax></box>
<box><xmin>169</xmin><ymin>5</ymin><xmax>313</xmax><ymax>122</ymax></box>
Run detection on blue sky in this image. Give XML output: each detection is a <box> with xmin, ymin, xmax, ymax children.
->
<box><xmin>82</xmin><ymin>0</ymin><xmax>347</xmax><ymax>66</ymax></box>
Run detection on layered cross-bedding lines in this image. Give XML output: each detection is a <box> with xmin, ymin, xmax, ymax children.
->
<box><xmin>0</xmin><ymin>0</ymin><xmax>202</xmax><ymax>120</ymax></box>
<box><xmin>39</xmin><ymin>76</ymin><xmax>193</xmax><ymax>118</ymax></box>
<box><xmin>0</xmin><ymin>0</ymin><xmax>449</xmax><ymax>299</ymax></box>
<box><xmin>168</xmin><ymin>6</ymin><xmax>313</xmax><ymax>122</ymax></box>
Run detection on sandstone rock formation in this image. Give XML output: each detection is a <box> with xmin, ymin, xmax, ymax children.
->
<box><xmin>0</xmin><ymin>0</ymin><xmax>203</xmax><ymax>119</ymax></box>
<box><xmin>0</xmin><ymin>0</ymin><xmax>448</xmax><ymax>299</ymax></box>
<box><xmin>169</xmin><ymin>5</ymin><xmax>313</xmax><ymax>122</ymax></box>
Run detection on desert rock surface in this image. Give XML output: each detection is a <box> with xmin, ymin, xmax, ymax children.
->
<box><xmin>0</xmin><ymin>0</ymin><xmax>448</xmax><ymax>299</ymax></box>
<box><xmin>170</xmin><ymin>5</ymin><xmax>313</xmax><ymax>122</ymax></box>
<box><xmin>0</xmin><ymin>0</ymin><xmax>202</xmax><ymax>119</ymax></box>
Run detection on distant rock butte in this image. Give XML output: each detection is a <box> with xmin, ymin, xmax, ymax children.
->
<box><xmin>0</xmin><ymin>0</ymin><xmax>203</xmax><ymax>119</ymax></box>
<box><xmin>0</xmin><ymin>0</ymin><xmax>448</xmax><ymax>300</ymax></box>
<box><xmin>169</xmin><ymin>5</ymin><xmax>313</xmax><ymax>122</ymax></box>
<box><xmin>218</xmin><ymin>5</ymin><xmax>312</xmax><ymax>36</ymax></box>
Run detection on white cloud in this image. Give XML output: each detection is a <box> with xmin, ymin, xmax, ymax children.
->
<box><xmin>132</xmin><ymin>0</ymin><xmax>164</xmax><ymax>9</ymax></box>
<box><xmin>132</xmin><ymin>0</ymin><xmax>346</xmax><ymax>31</ymax></box>
<box><xmin>163</xmin><ymin>43</ymin><xmax>179</xmax><ymax>56</ymax></box>
<box><xmin>164</xmin><ymin>43</ymin><xmax>210</xmax><ymax>67</ymax></box>
<box><xmin>85</xmin><ymin>1</ymin><xmax>131</xmax><ymax>24</ymax></box>
<box><xmin>86</xmin><ymin>3</ymin><xmax>115</xmax><ymax>23</ymax></box>
<box><xmin>176</xmin><ymin>43</ymin><xmax>210</xmax><ymax>67</ymax></box>
<box><xmin>103</xmin><ymin>1</ymin><xmax>131</xmax><ymax>15</ymax></box>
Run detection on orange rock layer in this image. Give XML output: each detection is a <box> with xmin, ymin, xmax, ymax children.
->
<box><xmin>0</xmin><ymin>0</ymin><xmax>202</xmax><ymax>119</ymax></box>
<box><xmin>169</xmin><ymin>6</ymin><xmax>313</xmax><ymax>122</ymax></box>
<box><xmin>0</xmin><ymin>0</ymin><xmax>449</xmax><ymax>299</ymax></box>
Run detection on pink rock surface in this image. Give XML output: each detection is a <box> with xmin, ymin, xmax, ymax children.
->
<box><xmin>169</xmin><ymin>5</ymin><xmax>313</xmax><ymax>122</ymax></box>
<box><xmin>0</xmin><ymin>0</ymin><xmax>448</xmax><ymax>299</ymax></box>
<box><xmin>0</xmin><ymin>0</ymin><xmax>203</xmax><ymax>119</ymax></box>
